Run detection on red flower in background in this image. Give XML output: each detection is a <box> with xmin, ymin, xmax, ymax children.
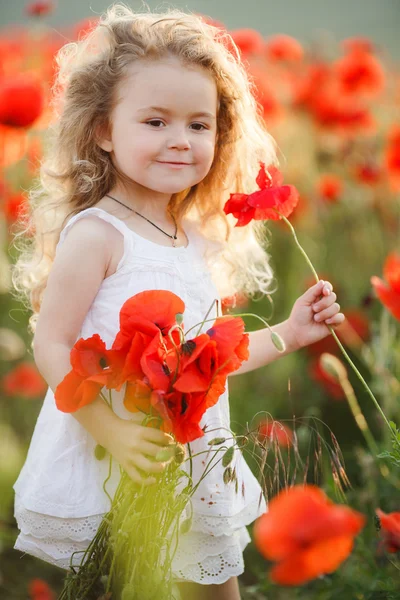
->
<box><xmin>28</xmin><ymin>578</ymin><xmax>55</xmax><ymax>600</ymax></box>
<box><xmin>341</xmin><ymin>37</ymin><xmax>376</xmax><ymax>54</ymax></box>
<box><xmin>247</xmin><ymin>64</ymin><xmax>284</xmax><ymax>123</ymax></box>
<box><xmin>333</xmin><ymin>49</ymin><xmax>385</xmax><ymax>97</ymax></box>
<box><xmin>265</xmin><ymin>35</ymin><xmax>304</xmax><ymax>63</ymax></box>
<box><xmin>257</xmin><ymin>419</ymin><xmax>294</xmax><ymax>448</ymax></box>
<box><xmin>3</xmin><ymin>191</ymin><xmax>29</xmax><ymax>222</ymax></box>
<box><xmin>254</xmin><ymin>485</ymin><xmax>365</xmax><ymax>585</ymax></box>
<box><xmin>221</xmin><ymin>292</ymin><xmax>248</xmax><ymax>312</ymax></box>
<box><xmin>310</xmin><ymin>357</ymin><xmax>345</xmax><ymax>400</ymax></box>
<box><xmin>376</xmin><ymin>509</ymin><xmax>400</xmax><ymax>554</ymax></box>
<box><xmin>0</xmin><ymin>74</ymin><xmax>44</xmax><ymax>128</ymax></box>
<box><xmin>384</xmin><ymin>125</ymin><xmax>400</xmax><ymax>192</ymax></box>
<box><xmin>354</xmin><ymin>162</ymin><xmax>382</xmax><ymax>186</ymax></box>
<box><xmin>223</xmin><ymin>162</ymin><xmax>299</xmax><ymax>226</ymax></box>
<box><xmin>309</xmin><ymin>86</ymin><xmax>375</xmax><ymax>135</ymax></box>
<box><xmin>307</xmin><ymin>308</ymin><xmax>370</xmax><ymax>357</ymax></box>
<box><xmin>371</xmin><ymin>252</ymin><xmax>400</xmax><ymax>321</ymax></box>
<box><xmin>2</xmin><ymin>362</ymin><xmax>47</xmax><ymax>398</ymax></box>
<box><xmin>229</xmin><ymin>28</ymin><xmax>265</xmax><ymax>57</ymax></box>
<box><xmin>25</xmin><ymin>1</ymin><xmax>54</xmax><ymax>17</ymax></box>
<box><xmin>317</xmin><ymin>174</ymin><xmax>343</xmax><ymax>203</ymax></box>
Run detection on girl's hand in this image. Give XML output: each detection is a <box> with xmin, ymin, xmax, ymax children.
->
<box><xmin>104</xmin><ymin>416</ymin><xmax>175</xmax><ymax>486</ymax></box>
<box><xmin>286</xmin><ymin>280</ymin><xmax>345</xmax><ymax>350</ymax></box>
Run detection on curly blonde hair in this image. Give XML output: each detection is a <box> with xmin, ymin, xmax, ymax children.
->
<box><xmin>11</xmin><ymin>3</ymin><xmax>279</xmax><ymax>337</ymax></box>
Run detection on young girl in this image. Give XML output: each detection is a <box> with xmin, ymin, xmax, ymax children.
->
<box><xmin>11</xmin><ymin>5</ymin><xmax>344</xmax><ymax>599</ymax></box>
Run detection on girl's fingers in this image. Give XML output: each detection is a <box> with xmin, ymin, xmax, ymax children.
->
<box><xmin>127</xmin><ymin>464</ymin><xmax>156</xmax><ymax>486</ymax></box>
<box><xmin>140</xmin><ymin>440</ymin><xmax>167</xmax><ymax>457</ymax></box>
<box><xmin>313</xmin><ymin>303</ymin><xmax>340</xmax><ymax>322</ymax></box>
<box><xmin>312</xmin><ymin>292</ymin><xmax>337</xmax><ymax>312</ymax></box>
<box><xmin>143</xmin><ymin>428</ymin><xmax>174</xmax><ymax>446</ymax></box>
<box><xmin>325</xmin><ymin>313</ymin><xmax>346</xmax><ymax>325</ymax></box>
<box><xmin>133</xmin><ymin>453</ymin><xmax>167</xmax><ymax>474</ymax></box>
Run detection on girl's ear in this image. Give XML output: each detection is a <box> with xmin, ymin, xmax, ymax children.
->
<box><xmin>95</xmin><ymin>122</ymin><xmax>113</xmax><ymax>152</ymax></box>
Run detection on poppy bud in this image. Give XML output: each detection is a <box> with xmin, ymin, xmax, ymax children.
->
<box><xmin>208</xmin><ymin>437</ymin><xmax>226</xmax><ymax>445</ymax></box>
<box><xmin>320</xmin><ymin>353</ymin><xmax>348</xmax><ymax>382</ymax></box>
<box><xmin>155</xmin><ymin>446</ymin><xmax>176</xmax><ymax>463</ymax></box>
<box><xmin>174</xmin><ymin>443</ymin><xmax>186</xmax><ymax>465</ymax></box>
<box><xmin>222</xmin><ymin>446</ymin><xmax>235</xmax><ymax>467</ymax></box>
<box><xmin>271</xmin><ymin>331</ymin><xmax>286</xmax><ymax>353</ymax></box>
<box><xmin>176</xmin><ymin>312</ymin><xmax>184</xmax><ymax>325</ymax></box>
<box><xmin>223</xmin><ymin>466</ymin><xmax>233</xmax><ymax>484</ymax></box>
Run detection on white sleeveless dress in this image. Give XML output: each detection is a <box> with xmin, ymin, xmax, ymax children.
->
<box><xmin>13</xmin><ymin>207</ymin><xmax>267</xmax><ymax>585</ymax></box>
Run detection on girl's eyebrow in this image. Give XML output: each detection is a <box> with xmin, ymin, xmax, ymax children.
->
<box><xmin>136</xmin><ymin>106</ymin><xmax>216</xmax><ymax>120</ymax></box>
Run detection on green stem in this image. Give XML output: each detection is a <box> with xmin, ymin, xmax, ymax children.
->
<box><xmin>274</xmin><ymin>209</ymin><xmax>396</xmax><ymax>441</ymax></box>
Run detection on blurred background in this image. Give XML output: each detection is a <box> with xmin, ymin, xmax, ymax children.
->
<box><xmin>0</xmin><ymin>1</ymin><xmax>399</xmax><ymax>599</ymax></box>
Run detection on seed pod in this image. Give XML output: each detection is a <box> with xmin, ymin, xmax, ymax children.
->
<box><xmin>174</xmin><ymin>443</ymin><xmax>186</xmax><ymax>465</ymax></box>
<box><xmin>222</xmin><ymin>446</ymin><xmax>235</xmax><ymax>467</ymax></box>
<box><xmin>176</xmin><ymin>312</ymin><xmax>184</xmax><ymax>325</ymax></box>
<box><xmin>155</xmin><ymin>446</ymin><xmax>176</xmax><ymax>462</ymax></box>
<box><xmin>208</xmin><ymin>437</ymin><xmax>226</xmax><ymax>446</ymax></box>
<box><xmin>223</xmin><ymin>466</ymin><xmax>233</xmax><ymax>484</ymax></box>
<box><xmin>94</xmin><ymin>444</ymin><xmax>106</xmax><ymax>460</ymax></box>
<box><xmin>271</xmin><ymin>331</ymin><xmax>286</xmax><ymax>353</ymax></box>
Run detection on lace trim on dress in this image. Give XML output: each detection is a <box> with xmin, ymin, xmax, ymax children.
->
<box><xmin>14</xmin><ymin>493</ymin><xmax>264</xmax><ymax>542</ymax></box>
<box><xmin>14</xmin><ymin>527</ymin><xmax>251</xmax><ymax>585</ymax></box>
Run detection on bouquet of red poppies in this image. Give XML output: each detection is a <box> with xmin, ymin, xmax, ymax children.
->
<box><xmin>56</xmin><ymin>289</ymin><xmax>249</xmax><ymax>600</ymax></box>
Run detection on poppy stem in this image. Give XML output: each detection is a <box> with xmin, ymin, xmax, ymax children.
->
<box><xmin>272</xmin><ymin>208</ymin><xmax>396</xmax><ymax>442</ymax></box>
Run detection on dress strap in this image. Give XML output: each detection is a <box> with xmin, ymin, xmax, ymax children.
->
<box><xmin>55</xmin><ymin>207</ymin><xmax>135</xmax><ymax>271</ymax></box>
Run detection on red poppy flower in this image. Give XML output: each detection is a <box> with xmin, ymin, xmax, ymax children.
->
<box><xmin>3</xmin><ymin>191</ymin><xmax>29</xmax><ymax>222</ymax></box>
<box><xmin>333</xmin><ymin>50</ymin><xmax>385</xmax><ymax>97</ymax></box>
<box><xmin>25</xmin><ymin>1</ymin><xmax>54</xmax><ymax>17</ymax></box>
<box><xmin>309</xmin><ymin>87</ymin><xmax>375</xmax><ymax>135</ymax></box>
<box><xmin>113</xmin><ymin>290</ymin><xmax>184</xmax><ymax>352</ymax></box>
<box><xmin>247</xmin><ymin>64</ymin><xmax>284</xmax><ymax>122</ymax></box>
<box><xmin>257</xmin><ymin>419</ymin><xmax>294</xmax><ymax>448</ymax></box>
<box><xmin>173</xmin><ymin>316</ymin><xmax>249</xmax><ymax>408</ymax></box>
<box><xmin>0</xmin><ymin>74</ymin><xmax>44</xmax><ymax>128</ymax></box>
<box><xmin>384</xmin><ymin>125</ymin><xmax>400</xmax><ymax>192</ymax></box>
<box><xmin>229</xmin><ymin>29</ymin><xmax>265</xmax><ymax>57</ymax></box>
<box><xmin>254</xmin><ymin>484</ymin><xmax>365</xmax><ymax>585</ymax></box>
<box><xmin>265</xmin><ymin>35</ymin><xmax>304</xmax><ymax>63</ymax></box>
<box><xmin>2</xmin><ymin>362</ymin><xmax>47</xmax><ymax>398</ymax></box>
<box><xmin>376</xmin><ymin>509</ymin><xmax>400</xmax><ymax>554</ymax></box>
<box><xmin>341</xmin><ymin>37</ymin><xmax>376</xmax><ymax>54</ymax></box>
<box><xmin>310</xmin><ymin>357</ymin><xmax>345</xmax><ymax>400</ymax></box>
<box><xmin>221</xmin><ymin>292</ymin><xmax>248</xmax><ymax>312</ymax></box>
<box><xmin>317</xmin><ymin>174</ymin><xmax>343</xmax><ymax>203</ymax></box>
<box><xmin>55</xmin><ymin>334</ymin><xmax>121</xmax><ymax>412</ymax></box>
<box><xmin>28</xmin><ymin>578</ymin><xmax>55</xmax><ymax>600</ymax></box>
<box><xmin>223</xmin><ymin>162</ymin><xmax>299</xmax><ymax>226</ymax></box>
<box><xmin>371</xmin><ymin>252</ymin><xmax>400</xmax><ymax>321</ymax></box>
<box><xmin>293</xmin><ymin>63</ymin><xmax>331</xmax><ymax>108</ymax></box>
<box><xmin>354</xmin><ymin>162</ymin><xmax>382</xmax><ymax>186</ymax></box>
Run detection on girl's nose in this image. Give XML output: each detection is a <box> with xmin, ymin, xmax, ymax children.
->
<box><xmin>166</xmin><ymin>129</ymin><xmax>191</xmax><ymax>150</ymax></box>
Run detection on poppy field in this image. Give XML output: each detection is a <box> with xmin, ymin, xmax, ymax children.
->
<box><xmin>0</xmin><ymin>3</ymin><xmax>399</xmax><ymax>599</ymax></box>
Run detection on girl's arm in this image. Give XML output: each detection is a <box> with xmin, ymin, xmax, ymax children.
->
<box><xmin>33</xmin><ymin>218</ymin><xmax>173</xmax><ymax>484</ymax></box>
<box><xmin>229</xmin><ymin>320</ymin><xmax>298</xmax><ymax>377</ymax></box>
<box><xmin>230</xmin><ymin>280</ymin><xmax>343</xmax><ymax>377</ymax></box>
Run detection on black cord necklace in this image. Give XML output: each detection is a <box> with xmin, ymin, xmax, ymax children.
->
<box><xmin>105</xmin><ymin>193</ymin><xmax>178</xmax><ymax>247</ymax></box>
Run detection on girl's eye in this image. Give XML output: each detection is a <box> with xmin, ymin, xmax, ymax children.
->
<box><xmin>145</xmin><ymin>120</ymin><xmax>208</xmax><ymax>131</ymax></box>
<box><xmin>146</xmin><ymin>119</ymin><xmax>165</xmax><ymax>127</ymax></box>
<box><xmin>190</xmin><ymin>123</ymin><xmax>208</xmax><ymax>131</ymax></box>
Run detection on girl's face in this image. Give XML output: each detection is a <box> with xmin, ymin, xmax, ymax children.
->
<box><xmin>100</xmin><ymin>56</ymin><xmax>218</xmax><ymax>196</ymax></box>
